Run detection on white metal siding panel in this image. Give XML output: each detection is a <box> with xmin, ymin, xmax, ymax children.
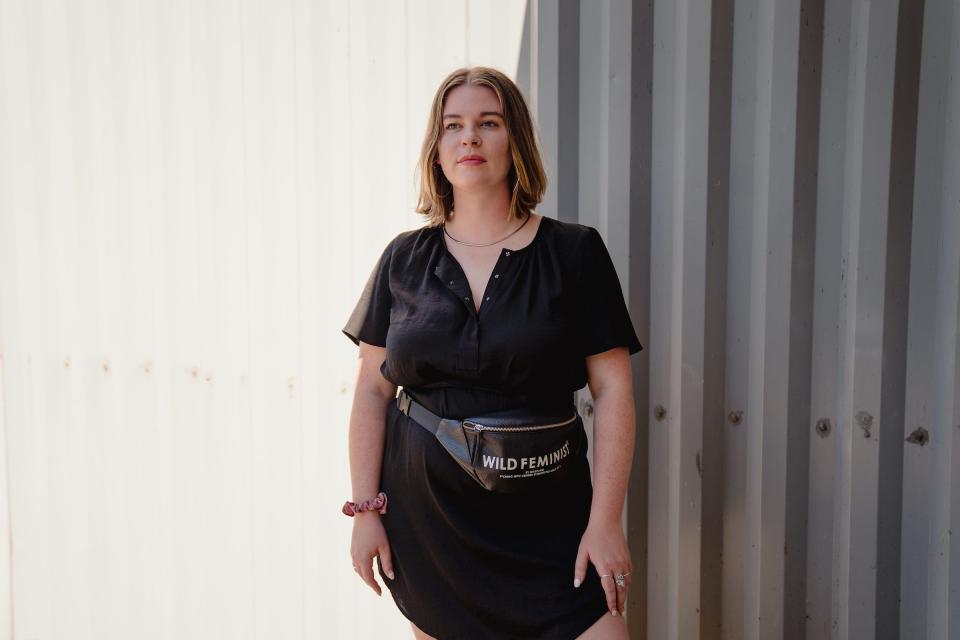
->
<box><xmin>0</xmin><ymin>1</ymin><xmax>527</xmax><ymax>639</ymax></box>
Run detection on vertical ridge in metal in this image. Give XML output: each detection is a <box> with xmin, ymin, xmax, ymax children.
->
<box><xmin>743</xmin><ymin>1</ymin><xmax>802</xmax><ymax>638</ymax></box>
<box><xmin>832</xmin><ymin>1</ymin><xmax>900</xmax><ymax>638</ymax></box>
<box><xmin>649</xmin><ymin>0</ymin><xmax>710</xmax><ymax>637</ymax></box>
<box><xmin>926</xmin><ymin>2</ymin><xmax>960</xmax><ymax>636</ymax></box>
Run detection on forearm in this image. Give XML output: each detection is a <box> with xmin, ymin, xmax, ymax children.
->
<box><xmin>348</xmin><ymin>388</ymin><xmax>392</xmax><ymax>501</ymax></box>
<box><xmin>587</xmin><ymin>386</ymin><xmax>636</xmax><ymax>526</ymax></box>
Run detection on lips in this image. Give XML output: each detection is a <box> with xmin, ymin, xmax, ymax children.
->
<box><xmin>458</xmin><ymin>155</ymin><xmax>486</xmax><ymax>164</ymax></box>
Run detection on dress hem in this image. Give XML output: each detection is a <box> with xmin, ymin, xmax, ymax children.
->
<box><xmin>383</xmin><ymin>574</ymin><xmax>611</xmax><ymax>640</ymax></box>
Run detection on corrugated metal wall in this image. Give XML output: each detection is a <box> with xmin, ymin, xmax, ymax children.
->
<box><xmin>522</xmin><ymin>0</ymin><xmax>960</xmax><ymax>638</ymax></box>
<box><xmin>4</xmin><ymin>0</ymin><xmax>958</xmax><ymax>637</ymax></box>
<box><xmin>0</xmin><ymin>1</ymin><xmax>527</xmax><ymax>639</ymax></box>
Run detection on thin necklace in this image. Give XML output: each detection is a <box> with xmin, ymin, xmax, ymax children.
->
<box><xmin>442</xmin><ymin>214</ymin><xmax>530</xmax><ymax>247</ymax></box>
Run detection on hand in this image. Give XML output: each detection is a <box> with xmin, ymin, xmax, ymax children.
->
<box><xmin>350</xmin><ymin>512</ymin><xmax>395</xmax><ymax>596</ymax></box>
<box><xmin>573</xmin><ymin>519</ymin><xmax>633</xmax><ymax>616</ymax></box>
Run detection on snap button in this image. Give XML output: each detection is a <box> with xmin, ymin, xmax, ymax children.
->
<box><xmin>505</xmin><ymin>251</ymin><xmax>511</xmax><ymax>256</ymax></box>
<box><xmin>449</xmin><ymin>280</ymin><xmax>455</xmax><ymax>285</ymax></box>
<box><xmin>494</xmin><ymin>274</ymin><xmax>500</xmax><ymax>278</ymax></box>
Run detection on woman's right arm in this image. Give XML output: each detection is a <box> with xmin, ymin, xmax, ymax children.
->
<box><xmin>348</xmin><ymin>340</ymin><xmax>398</xmax><ymax>596</ymax></box>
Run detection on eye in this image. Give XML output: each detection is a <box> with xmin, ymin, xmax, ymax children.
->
<box><xmin>481</xmin><ymin>121</ymin><xmax>498</xmax><ymax>128</ymax></box>
<box><xmin>444</xmin><ymin>122</ymin><xmax>461</xmax><ymax>130</ymax></box>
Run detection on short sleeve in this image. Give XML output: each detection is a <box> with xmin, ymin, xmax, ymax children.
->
<box><xmin>342</xmin><ymin>240</ymin><xmax>393</xmax><ymax>347</ymax></box>
<box><xmin>573</xmin><ymin>227</ymin><xmax>644</xmax><ymax>357</ymax></box>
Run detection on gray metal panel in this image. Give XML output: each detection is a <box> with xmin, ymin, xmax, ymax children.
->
<box><xmin>523</xmin><ymin>0</ymin><xmax>960</xmax><ymax>637</ymax></box>
<box><xmin>744</xmin><ymin>1</ymin><xmax>803</xmax><ymax>637</ymax></box>
<box><xmin>876</xmin><ymin>0</ymin><xmax>922</xmax><ymax>636</ymax></box>
<box><xmin>575</xmin><ymin>0</ymin><xmax>635</xmax><ymax>454</ymax></box>
<box><xmin>901</xmin><ymin>2</ymin><xmax>951</xmax><ymax>638</ymax></box>
<box><xmin>646</xmin><ymin>0</ymin><xmax>678</xmax><ymax>632</ymax></box>
<box><xmin>926</xmin><ymin>3</ymin><xmax>960</xmax><ymax>636</ymax></box>
<box><xmin>647</xmin><ymin>1</ymin><xmax>713</xmax><ymax>638</ymax></box>
<box><xmin>626</xmin><ymin>0</ymin><xmax>654</xmax><ymax>637</ymax></box>
<box><xmin>833</xmin><ymin>2</ymin><xmax>901</xmax><ymax>638</ymax></box>
<box><xmin>521</xmin><ymin>0</ymin><xmax>582</xmax><ymax>223</ymax></box>
<box><xmin>577</xmin><ymin>0</ymin><xmax>603</xmax><ymax>233</ymax></box>
<box><xmin>647</xmin><ymin>0</ymin><xmax>676</xmax><ymax>634</ymax></box>
<box><xmin>724</xmin><ymin>0</ymin><xmax>761</xmax><ymax>636</ymax></box>
<box><xmin>522</xmin><ymin>0</ymin><xmax>559</xmax><ymax>218</ymax></box>
<box><xmin>701</xmin><ymin>0</ymin><xmax>735</xmax><ymax>637</ymax></box>
<box><xmin>805</xmin><ymin>1</ymin><xmax>852</xmax><ymax>636</ymax></box>
<box><xmin>579</xmin><ymin>0</ymin><xmax>632</xmax><ymax>248</ymax></box>
<box><xmin>557</xmin><ymin>0</ymin><xmax>581</xmax><ymax>224</ymax></box>
<box><xmin>785</xmin><ymin>0</ymin><xmax>823</xmax><ymax>637</ymax></box>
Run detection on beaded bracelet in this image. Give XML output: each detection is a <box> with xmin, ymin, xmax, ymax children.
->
<box><xmin>342</xmin><ymin>491</ymin><xmax>388</xmax><ymax>517</ymax></box>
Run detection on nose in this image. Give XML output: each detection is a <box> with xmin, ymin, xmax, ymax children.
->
<box><xmin>461</xmin><ymin>127</ymin><xmax>481</xmax><ymax>146</ymax></box>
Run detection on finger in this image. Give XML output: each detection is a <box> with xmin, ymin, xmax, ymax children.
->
<box><xmin>616</xmin><ymin>566</ymin><xmax>634</xmax><ymax>615</ymax></box>
<box><xmin>357</xmin><ymin>558</ymin><xmax>382</xmax><ymax>596</ymax></box>
<box><xmin>378</xmin><ymin>543</ymin><xmax>396</xmax><ymax>581</ymax></box>
<box><xmin>616</xmin><ymin>575</ymin><xmax>628</xmax><ymax>615</ymax></box>
<box><xmin>573</xmin><ymin>545</ymin><xmax>589</xmax><ymax>588</ymax></box>
<box><xmin>596</xmin><ymin>566</ymin><xmax>618</xmax><ymax>616</ymax></box>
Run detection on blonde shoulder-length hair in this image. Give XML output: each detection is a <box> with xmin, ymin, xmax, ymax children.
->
<box><xmin>415</xmin><ymin>67</ymin><xmax>547</xmax><ymax>227</ymax></box>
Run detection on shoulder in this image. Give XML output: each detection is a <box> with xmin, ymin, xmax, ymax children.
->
<box><xmin>544</xmin><ymin>217</ymin><xmax>597</xmax><ymax>238</ymax></box>
<box><xmin>380</xmin><ymin>224</ymin><xmax>441</xmax><ymax>270</ymax></box>
<box><xmin>540</xmin><ymin>216</ymin><xmax>604</xmax><ymax>256</ymax></box>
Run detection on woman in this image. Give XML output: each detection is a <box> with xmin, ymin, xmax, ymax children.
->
<box><xmin>341</xmin><ymin>67</ymin><xmax>643</xmax><ymax>639</ymax></box>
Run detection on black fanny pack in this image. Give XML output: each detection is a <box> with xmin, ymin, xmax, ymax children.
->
<box><xmin>396</xmin><ymin>389</ymin><xmax>583</xmax><ymax>493</ymax></box>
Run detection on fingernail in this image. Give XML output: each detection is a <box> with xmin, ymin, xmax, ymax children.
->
<box><xmin>573</xmin><ymin>578</ymin><xmax>581</xmax><ymax>588</ymax></box>
<box><xmin>387</xmin><ymin>570</ymin><xmax>395</xmax><ymax>580</ymax></box>
<box><xmin>611</xmin><ymin>610</ymin><xmax>618</xmax><ymax>616</ymax></box>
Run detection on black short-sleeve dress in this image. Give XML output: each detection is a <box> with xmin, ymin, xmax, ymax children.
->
<box><xmin>342</xmin><ymin>215</ymin><xmax>643</xmax><ymax>639</ymax></box>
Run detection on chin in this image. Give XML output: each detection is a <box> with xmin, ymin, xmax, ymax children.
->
<box><xmin>451</xmin><ymin>178</ymin><xmax>500</xmax><ymax>191</ymax></box>
<box><xmin>453</xmin><ymin>174</ymin><xmax>510</xmax><ymax>190</ymax></box>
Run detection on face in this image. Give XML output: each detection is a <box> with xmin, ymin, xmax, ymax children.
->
<box><xmin>437</xmin><ymin>84</ymin><xmax>512</xmax><ymax>194</ymax></box>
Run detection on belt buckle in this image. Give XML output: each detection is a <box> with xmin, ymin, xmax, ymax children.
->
<box><xmin>397</xmin><ymin>391</ymin><xmax>412</xmax><ymax>415</ymax></box>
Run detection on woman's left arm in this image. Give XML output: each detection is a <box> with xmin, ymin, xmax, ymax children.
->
<box><xmin>573</xmin><ymin>345</ymin><xmax>636</xmax><ymax>617</ymax></box>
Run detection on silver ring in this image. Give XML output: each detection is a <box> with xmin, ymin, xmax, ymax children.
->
<box><xmin>615</xmin><ymin>571</ymin><xmax>631</xmax><ymax>587</ymax></box>
<box><xmin>599</xmin><ymin>573</ymin><xmax>612</xmax><ymax>579</ymax></box>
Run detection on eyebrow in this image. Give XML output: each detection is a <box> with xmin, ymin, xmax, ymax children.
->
<box><xmin>442</xmin><ymin>111</ymin><xmax>504</xmax><ymax>119</ymax></box>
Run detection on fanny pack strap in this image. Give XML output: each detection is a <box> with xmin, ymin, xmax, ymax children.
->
<box><xmin>396</xmin><ymin>389</ymin><xmax>444</xmax><ymax>436</ymax></box>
